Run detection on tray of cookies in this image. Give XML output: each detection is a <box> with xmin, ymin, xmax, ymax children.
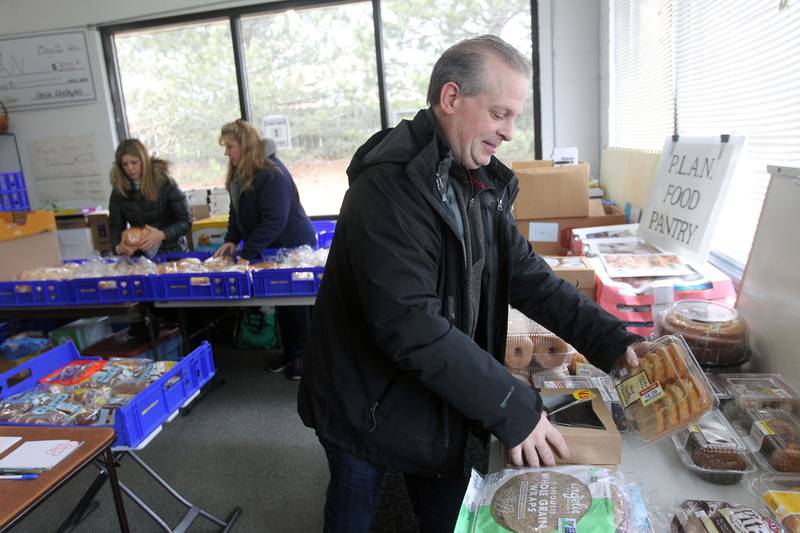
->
<box><xmin>746</xmin><ymin>408</ymin><xmax>800</xmax><ymax>474</ymax></box>
<box><xmin>671</xmin><ymin>409</ymin><xmax>755</xmax><ymax>485</ymax></box>
<box><xmin>610</xmin><ymin>335</ymin><xmax>716</xmax><ymax>444</ymax></box>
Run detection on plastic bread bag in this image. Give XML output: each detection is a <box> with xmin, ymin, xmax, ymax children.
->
<box><xmin>454</xmin><ymin>466</ymin><xmax>655</xmax><ymax>532</ymax></box>
<box><xmin>0</xmin><ymin>385</ymin><xmax>55</xmax><ymax>421</ymax></box>
<box><xmin>39</xmin><ymin>359</ymin><xmax>106</xmax><ymax>386</ymax></box>
<box><xmin>670</xmin><ymin>499</ymin><xmax>781</xmax><ymax>532</ymax></box>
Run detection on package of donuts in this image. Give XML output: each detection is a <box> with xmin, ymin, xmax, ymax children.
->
<box><xmin>505</xmin><ymin>308</ymin><xmax>576</xmax><ymax>379</ymax></box>
<box><xmin>749</xmin><ymin>474</ymin><xmax>800</xmax><ymax>532</ymax></box>
<box><xmin>610</xmin><ymin>335</ymin><xmax>716</xmax><ymax>445</ymax></box>
<box><xmin>454</xmin><ymin>466</ymin><xmax>654</xmax><ymax>532</ymax></box>
<box><xmin>656</xmin><ymin>300</ymin><xmax>749</xmax><ymax>367</ymax></box>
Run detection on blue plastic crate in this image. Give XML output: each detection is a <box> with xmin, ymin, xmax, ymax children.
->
<box><xmin>150</xmin><ymin>271</ymin><xmax>251</xmax><ymax>300</ymax></box>
<box><xmin>68</xmin><ymin>275</ymin><xmax>153</xmax><ymax>304</ymax></box>
<box><xmin>0</xmin><ymin>340</ymin><xmax>216</xmax><ymax>448</ymax></box>
<box><xmin>0</xmin><ymin>172</ymin><xmax>30</xmax><ymax>211</ymax></box>
<box><xmin>154</xmin><ymin>251</ymin><xmax>213</xmax><ymax>263</ymax></box>
<box><xmin>0</xmin><ymin>280</ymin><xmax>70</xmax><ymax>307</ymax></box>
<box><xmin>251</xmin><ymin>266</ymin><xmax>322</xmax><ymax>297</ymax></box>
<box><xmin>312</xmin><ymin>219</ymin><xmax>336</xmax><ymax>248</ymax></box>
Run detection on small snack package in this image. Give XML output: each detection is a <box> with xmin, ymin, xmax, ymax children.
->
<box><xmin>746</xmin><ymin>408</ymin><xmax>800</xmax><ymax>474</ymax></box>
<box><xmin>749</xmin><ymin>474</ymin><xmax>800</xmax><ymax>532</ymax></box>
<box><xmin>39</xmin><ymin>359</ymin><xmax>106</xmax><ymax>386</ymax></box>
<box><xmin>454</xmin><ymin>466</ymin><xmax>654</xmax><ymax>532</ymax></box>
<box><xmin>610</xmin><ymin>335</ymin><xmax>716</xmax><ymax>444</ymax></box>
<box><xmin>670</xmin><ymin>499</ymin><xmax>781</xmax><ymax>532</ymax></box>
<box><xmin>671</xmin><ymin>409</ymin><xmax>755</xmax><ymax>485</ymax></box>
<box><xmin>656</xmin><ymin>300</ymin><xmax>749</xmax><ymax>367</ymax></box>
<box><xmin>505</xmin><ymin>308</ymin><xmax>576</xmax><ymax>380</ymax></box>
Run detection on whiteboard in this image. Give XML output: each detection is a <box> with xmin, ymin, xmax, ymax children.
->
<box><xmin>736</xmin><ymin>166</ymin><xmax>800</xmax><ymax>387</ymax></box>
<box><xmin>0</xmin><ymin>31</ymin><xmax>96</xmax><ymax>110</ymax></box>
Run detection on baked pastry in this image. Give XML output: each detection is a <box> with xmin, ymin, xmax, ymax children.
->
<box><xmin>504</xmin><ymin>335</ymin><xmax>534</xmax><ymax>369</ymax></box>
<box><xmin>532</xmin><ymin>335</ymin><xmax>572</xmax><ymax>369</ymax></box>
<box><xmin>684</xmin><ymin>428</ymin><xmax>748</xmax><ymax>484</ymax></box>
<box><xmin>756</xmin><ymin>416</ymin><xmax>800</xmax><ymax>472</ymax></box>
<box><xmin>659</xmin><ymin>300</ymin><xmax>748</xmax><ymax>366</ymax></box>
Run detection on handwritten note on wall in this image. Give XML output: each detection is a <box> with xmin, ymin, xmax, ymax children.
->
<box><xmin>0</xmin><ymin>31</ymin><xmax>96</xmax><ymax>109</ymax></box>
<box><xmin>28</xmin><ymin>134</ymin><xmax>107</xmax><ymax>207</ymax></box>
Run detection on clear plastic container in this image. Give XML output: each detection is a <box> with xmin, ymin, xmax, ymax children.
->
<box><xmin>749</xmin><ymin>474</ymin><xmax>800</xmax><ymax>532</ymax></box>
<box><xmin>670</xmin><ymin>499</ymin><xmax>781</xmax><ymax>532</ymax></box>
<box><xmin>656</xmin><ymin>300</ymin><xmax>749</xmax><ymax>366</ymax></box>
<box><xmin>719</xmin><ymin>374</ymin><xmax>800</xmax><ymax>436</ymax></box>
<box><xmin>671</xmin><ymin>409</ymin><xmax>755</xmax><ymax>485</ymax></box>
<box><xmin>610</xmin><ymin>335</ymin><xmax>716</xmax><ymax>444</ymax></box>
<box><xmin>505</xmin><ymin>308</ymin><xmax>575</xmax><ymax>378</ymax></box>
<box><xmin>704</xmin><ymin>372</ymin><xmax>732</xmax><ymax>400</ymax></box>
<box><xmin>746</xmin><ymin>408</ymin><xmax>800</xmax><ymax>474</ymax></box>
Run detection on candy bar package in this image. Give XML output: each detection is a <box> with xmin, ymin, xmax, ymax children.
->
<box><xmin>671</xmin><ymin>409</ymin><xmax>755</xmax><ymax>485</ymax></box>
<box><xmin>454</xmin><ymin>466</ymin><xmax>654</xmax><ymax>532</ymax></box>
<box><xmin>746</xmin><ymin>408</ymin><xmax>800</xmax><ymax>474</ymax></box>
<box><xmin>611</xmin><ymin>336</ymin><xmax>716</xmax><ymax>444</ymax></box>
<box><xmin>656</xmin><ymin>300</ymin><xmax>749</xmax><ymax>367</ymax></box>
<box><xmin>670</xmin><ymin>499</ymin><xmax>781</xmax><ymax>532</ymax></box>
<box><xmin>749</xmin><ymin>474</ymin><xmax>800</xmax><ymax>532</ymax></box>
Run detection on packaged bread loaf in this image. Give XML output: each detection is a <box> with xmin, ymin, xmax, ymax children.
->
<box><xmin>671</xmin><ymin>409</ymin><xmax>754</xmax><ymax>485</ymax></box>
<box><xmin>611</xmin><ymin>335</ymin><xmax>715</xmax><ymax>444</ymax></box>
<box><xmin>657</xmin><ymin>300</ymin><xmax>748</xmax><ymax>366</ymax></box>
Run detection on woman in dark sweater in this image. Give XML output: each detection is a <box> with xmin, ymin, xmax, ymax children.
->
<box><xmin>215</xmin><ymin>119</ymin><xmax>316</xmax><ymax>380</ymax></box>
<box><xmin>109</xmin><ymin>139</ymin><xmax>191</xmax><ymax>256</ymax></box>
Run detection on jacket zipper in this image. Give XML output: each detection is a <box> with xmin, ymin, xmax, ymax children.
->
<box><xmin>367</xmin><ymin>371</ymin><xmax>399</xmax><ymax>432</ymax></box>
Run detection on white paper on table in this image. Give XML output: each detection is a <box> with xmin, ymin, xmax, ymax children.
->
<box><xmin>0</xmin><ymin>436</ymin><xmax>21</xmax><ymax>455</ymax></box>
<box><xmin>0</xmin><ymin>440</ymin><xmax>83</xmax><ymax>471</ymax></box>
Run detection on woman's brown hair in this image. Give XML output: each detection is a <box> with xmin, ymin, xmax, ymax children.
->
<box><xmin>219</xmin><ymin>119</ymin><xmax>276</xmax><ymax>191</ymax></box>
<box><xmin>111</xmin><ymin>139</ymin><xmax>163</xmax><ymax>201</ymax></box>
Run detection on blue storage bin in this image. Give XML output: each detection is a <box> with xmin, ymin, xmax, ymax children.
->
<box><xmin>150</xmin><ymin>271</ymin><xmax>251</xmax><ymax>300</ymax></box>
<box><xmin>251</xmin><ymin>266</ymin><xmax>322</xmax><ymax>297</ymax></box>
<box><xmin>154</xmin><ymin>251</ymin><xmax>213</xmax><ymax>263</ymax></box>
<box><xmin>0</xmin><ymin>172</ymin><xmax>30</xmax><ymax>212</ymax></box>
<box><xmin>0</xmin><ymin>340</ymin><xmax>215</xmax><ymax>448</ymax></box>
<box><xmin>0</xmin><ymin>280</ymin><xmax>69</xmax><ymax>307</ymax></box>
<box><xmin>68</xmin><ymin>275</ymin><xmax>153</xmax><ymax>304</ymax></box>
<box><xmin>312</xmin><ymin>219</ymin><xmax>336</xmax><ymax>248</ymax></box>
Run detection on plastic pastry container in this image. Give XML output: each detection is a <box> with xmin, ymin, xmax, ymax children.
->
<box><xmin>505</xmin><ymin>308</ymin><xmax>575</xmax><ymax>378</ymax></box>
<box><xmin>749</xmin><ymin>474</ymin><xmax>800</xmax><ymax>532</ymax></box>
<box><xmin>610</xmin><ymin>335</ymin><xmax>716</xmax><ymax>444</ymax></box>
<box><xmin>671</xmin><ymin>499</ymin><xmax>781</xmax><ymax>532</ymax></box>
<box><xmin>656</xmin><ymin>300</ymin><xmax>749</xmax><ymax>367</ymax></box>
<box><xmin>719</xmin><ymin>374</ymin><xmax>800</xmax><ymax>435</ymax></box>
<box><xmin>671</xmin><ymin>409</ymin><xmax>755</xmax><ymax>485</ymax></box>
<box><xmin>746</xmin><ymin>408</ymin><xmax>800</xmax><ymax>474</ymax></box>
<box><xmin>704</xmin><ymin>372</ymin><xmax>732</xmax><ymax>401</ymax></box>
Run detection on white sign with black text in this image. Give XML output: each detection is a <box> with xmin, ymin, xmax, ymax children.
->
<box><xmin>638</xmin><ymin>135</ymin><xmax>744</xmax><ymax>263</ymax></box>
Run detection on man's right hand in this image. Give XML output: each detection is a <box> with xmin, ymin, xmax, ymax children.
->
<box><xmin>213</xmin><ymin>242</ymin><xmax>237</xmax><ymax>257</ymax></box>
<box><xmin>507</xmin><ymin>413</ymin><xmax>570</xmax><ymax>467</ymax></box>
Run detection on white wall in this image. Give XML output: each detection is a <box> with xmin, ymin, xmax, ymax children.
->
<box><xmin>2</xmin><ymin>0</ymin><xmax>606</xmax><ymax>206</ymax></box>
<box><xmin>538</xmin><ymin>0</ymin><xmax>604</xmax><ymax>179</ymax></box>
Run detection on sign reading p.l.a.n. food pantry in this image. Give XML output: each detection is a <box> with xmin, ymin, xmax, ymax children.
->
<box><xmin>638</xmin><ymin>135</ymin><xmax>744</xmax><ymax>263</ymax></box>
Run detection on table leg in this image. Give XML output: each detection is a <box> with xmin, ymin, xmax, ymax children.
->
<box><xmin>103</xmin><ymin>447</ymin><xmax>130</xmax><ymax>533</ymax></box>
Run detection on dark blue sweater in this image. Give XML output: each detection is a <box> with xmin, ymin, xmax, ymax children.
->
<box><xmin>225</xmin><ymin>155</ymin><xmax>316</xmax><ymax>260</ymax></box>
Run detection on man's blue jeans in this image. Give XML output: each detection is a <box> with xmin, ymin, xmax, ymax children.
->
<box><xmin>320</xmin><ymin>438</ymin><xmax>467</xmax><ymax>533</ymax></box>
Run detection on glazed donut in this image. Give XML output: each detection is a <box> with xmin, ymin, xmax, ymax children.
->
<box><xmin>504</xmin><ymin>335</ymin><xmax>534</xmax><ymax>369</ymax></box>
<box><xmin>532</xmin><ymin>335</ymin><xmax>572</xmax><ymax>369</ymax></box>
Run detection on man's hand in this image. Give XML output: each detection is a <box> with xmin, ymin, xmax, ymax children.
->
<box><xmin>213</xmin><ymin>242</ymin><xmax>237</xmax><ymax>257</ymax></box>
<box><xmin>138</xmin><ymin>225</ymin><xmax>165</xmax><ymax>253</ymax></box>
<box><xmin>624</xmin><ymin>344</ymin><xmax>640</xmax><ymax>367</ymax></box>
<box><xmin>507</xmin><ymin>413</ymin><xmax>569</xmax><ymax>467</ymax></box>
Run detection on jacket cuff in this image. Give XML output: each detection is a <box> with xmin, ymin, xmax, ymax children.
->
<box><xmin>593</xmin><ymin>332</ymin><xmax>644</xmax><ymax>373</ymax></box>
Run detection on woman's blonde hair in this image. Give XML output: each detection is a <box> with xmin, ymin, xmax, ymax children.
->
<box><xmin>219</xmin><ymin>119</ymin><xmax>276</xmax><ymax>191</ymax></box>
<box><xmin>111</xmin><ymin>139</ymin><xmax>162</xmax><ymax>202</ymax></box>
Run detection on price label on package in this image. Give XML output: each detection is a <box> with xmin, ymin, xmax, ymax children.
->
<box><xmin>615</xmin><ymin>371</ymin><xmax>652</xmax><ymax>408</ymax></box>
<box><xmin>639</xmin><ymin>382</ymin><xmax>665</xmax><ymax>407</ymax></box>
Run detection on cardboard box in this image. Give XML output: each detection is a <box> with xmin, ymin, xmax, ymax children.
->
<box><xmin>0</xmin><ymin>211</ymin><xmax>61</xmax><ymax>281</ymax></box>
<box><xmin>544</xmin><ymin>256</ymin><xmax>595</xmax><ymax>300</ymax></box>
<box><xmin>517</xmin><ymin>201</ymin><xmax>627</xmax><ymax>256</ymax></box>
<box><xmin>56</xmin><ymin>213</ymin><xmax>112</xmax><ymax>255</ymax></box>
<box><xmin>88</xmin><ymin>213</ymin><xmax>111</xmax><ymax>253</ymax></box>
<box><xmin>512</xmin><ymin>160</ymin><xmax>590</xmax><ymax>219</ymax></box>
<box><xmin>57</xmin><ymin>227</ymin><xmax>95</xmax><ymax>260</ymax></box>
<box><xmin>48</xmin><ymin>317</ymin><xmax>112</xmax><ymax>352</ymax></box>
<box><xmin>502</xmin><ymin>388</ymin><xmax>621</xmax><ymax>466</ymax></box>
<box><xmin>191</xmin><ymin>204</ymin><xmax>210</xmax><ymax>221</ymax></box>
<box><xmin>192</xmin><ymin>215</ymin><xmax>229</xmax><ymax>252</ymax></box>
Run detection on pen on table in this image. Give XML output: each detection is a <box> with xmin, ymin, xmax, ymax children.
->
<box><xmin>0</xmin><ymin>474</ymin><xmax>39</xmax><ymax>480</ymax></box>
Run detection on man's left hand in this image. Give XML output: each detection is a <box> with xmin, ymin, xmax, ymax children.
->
<box><xmin>624</xmin><ymin>343</ymin><xmax>642</xmax><ymax>367</ymax></box>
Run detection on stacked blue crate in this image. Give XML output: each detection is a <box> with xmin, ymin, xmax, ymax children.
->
<box><xmin>0</xmin><ymin>172</ymin><xmax>30</xmax><ymax>211</ymax></box>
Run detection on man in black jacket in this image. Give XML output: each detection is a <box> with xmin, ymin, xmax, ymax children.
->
<box><xmin>298</xmin><ymin>35</ymin><xmax>642</xmax><ymax>532</ymax></box>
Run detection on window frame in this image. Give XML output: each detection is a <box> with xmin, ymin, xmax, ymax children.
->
<box><xmin>99</xmin><ymin>0</ymin><xmax>542</xmax><ymax>194</ymax></box>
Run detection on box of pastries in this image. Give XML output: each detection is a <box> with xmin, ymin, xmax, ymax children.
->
<box><xmin>749</xmin><ymin>474</ymin><xmax>800</xmax><ymax>532</ymax></box>
<box><xmin>656</xmin><ymin>300</ymin><xmax>749</xmax><ymax>367</ymax></box>
<box><xmin>505</xmin><ymin>308</ymin><xmax>575</xmax><ymax>380</ymax></box>
<box><xmin>746</xmin><ymin>408</ymin><xmax>800</xmax><ymax>474</ymax></box>
<box><xmin>611</xmin><ymin>335</ymin><xmax>716</xmax><ymax>444</ymax></box>
<box><xmin>671</xmin><ymin>409</ymin><xmax>755</xmax><ymax>485</ymax></box>
<box><xmin>718</xmin><ymin>374</ymin><xmax>800</xmax><ymax>435</ymax></box>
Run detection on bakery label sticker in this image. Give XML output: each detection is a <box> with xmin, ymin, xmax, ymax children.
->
<box><xmin>752</xmin><ymin>420</ymin><xmax>776</xmax><ymax>439</ymax></box>
<box><xmin>616</xmin><ymin>370</ymin><xmax>652</xmax><ymax>408</ymax></box>
<box><xmin>639</xmin><ymin>382</ymin><xmax>665</xmax><ymax>408</ymax></box>
<box><xmin>572</xmin><ymin>389</ymin><xmax>595</xmax><ymax>402</ymax></box>
<box><xmin>688</xmin><ymin>423</ymin><xmax>701</xmax><ymax>433</ymax></box>
<box><xmin>694</xmin><ymin>510</ymin><xmax>720</xmax><ymax>533</ymax></box>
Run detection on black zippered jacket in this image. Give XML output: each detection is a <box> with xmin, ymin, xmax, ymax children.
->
<box><xmin>298</xmin><ymin>109</ymin><xmax>641</xmax><ymax>476</ymax></box>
